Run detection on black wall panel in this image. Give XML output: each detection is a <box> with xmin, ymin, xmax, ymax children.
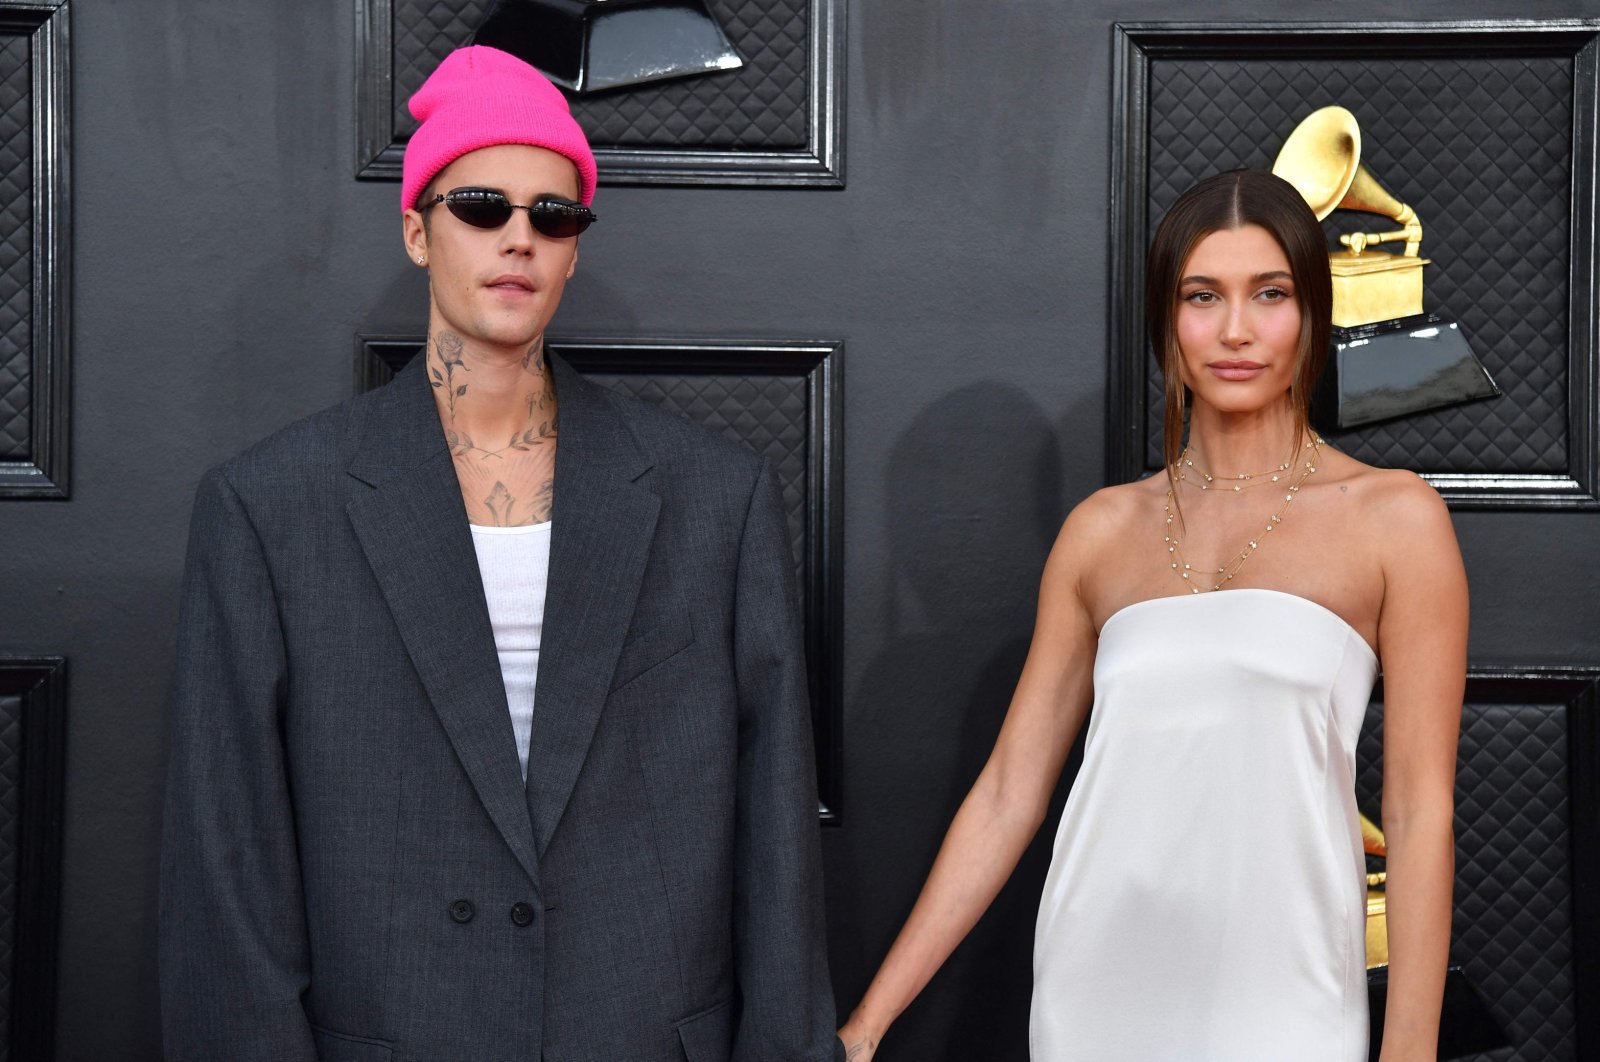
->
<box><xmin>0</xmin><ymin>657</ymin><xmax>66</xmax><ymax>1062</ymax></box>
<box><xmin>357</xmin><ymin>0</ymin><xmax>844</xmax><ymax>184</ymax></box>
<box><xmin>1357</xmin><ymin>671</ymin><xmax>1600</xmax><ymax>1061</ymax></box>
<box><xmin>0</xmin><ymin>1</ymin><xmax>68</xmax><ymax>498</ymax></box>
<box><xmin>1109</xmin><ymin>23</ymin><xmax>1600</xmax><ymax>508</ymax></box>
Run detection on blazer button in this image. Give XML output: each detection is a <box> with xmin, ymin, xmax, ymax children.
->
<box><xmin>449</xmin><ymin>899</ymin><xmax>475</xmax><ymax>924</ymax></box>
<box><xmin>509</xmin><ymin>902</ymin><xmax>535</xmax><ymax>927</ymax></box>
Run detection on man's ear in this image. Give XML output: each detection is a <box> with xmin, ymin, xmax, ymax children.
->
<box><xmin>402</xmin><ymin>209</ymin><xmax>429</xmax><ymax>266</ymax></box>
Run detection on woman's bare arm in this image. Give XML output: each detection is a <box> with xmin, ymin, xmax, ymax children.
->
<box><xmin>1372</xmin><ymin>474</ymin><xmax>1467</xmax><ymax>1062</ymax></box>
<box><xmin>837</xmin><ymin>500</ymin><xmax>1106</xmax><ymax>1059</ymax></box>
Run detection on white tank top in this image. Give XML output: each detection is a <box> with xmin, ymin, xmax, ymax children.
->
<box><xmin>468</xmin><ymin>521</ymin><xmax>552</xmax><ymax>779</ymax></box>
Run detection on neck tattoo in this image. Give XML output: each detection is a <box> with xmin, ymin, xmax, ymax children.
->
<box><xmin>428</xmin><ymin>331</ymin><xmax>469</xmax><ymax>417</ymax></box>
<box><xmin>427</xmin><ymin>335</ymin><xmax>558</xmax><ymax>461</ymax></box>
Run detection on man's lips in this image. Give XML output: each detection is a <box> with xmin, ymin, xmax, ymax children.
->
<box><xmin>1207</xmin><ymin>360</ymin><xmax>1266</xmax><ymax>381</ymax></box>
<box><xmin>486</xmin><ymin>274</ymin><xmax>536</xmax><ymax>293</ymax></box>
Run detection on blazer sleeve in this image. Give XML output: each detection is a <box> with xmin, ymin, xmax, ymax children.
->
<box><xmin>729</xmin><ymin>459</ymin><xmax>845</xmax><ymax>1062</ymax></box>
<box><xmin>159</xmin><ymin>468</ymin><xmax>317</xmax><ymax>1061</ymax></box>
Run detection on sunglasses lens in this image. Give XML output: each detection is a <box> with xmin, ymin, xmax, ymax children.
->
<box><xmin>529</xmin><ymin>201</ymin><xmax>593</xmax><ymax>239</ymax></box>
<box><xmin>445</xmin><ymin>191</ymin><xmax>513</xmax><ymax>229</ymax></box>
<box><xmin>436</xmin><ymin>191</ymin><xmax>594</xmax><ymax>237</ymax></box>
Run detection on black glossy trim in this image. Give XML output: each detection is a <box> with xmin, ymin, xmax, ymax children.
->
<box><xmin>1108</xmin><ymin>20</ymin><xmax>1600</xmax><ymax>510</ymax></box>
<box><xmin>357</xmin><ymin>335</ymin><xmax>846</xmax><ymax>823</ymax></box>
<box><xmin>355</xmin><ymin>0</ymin><xmax>845</xmax><ymax>188</ymax></box>
<box><xmin>0</xmin><ymin>655</ymin><xmax>66</xmax><ymax>1062</ymax></box>
<box><xmin>0</xmin><ymin>1</ymin><xmax>70</xmax><ymax>498</ymax></box>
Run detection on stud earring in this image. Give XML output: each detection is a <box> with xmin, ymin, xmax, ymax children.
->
<box><xmin>417</xmin><ymin>256</ymin><xmax>426</xmax><ymax>265</ymax></box>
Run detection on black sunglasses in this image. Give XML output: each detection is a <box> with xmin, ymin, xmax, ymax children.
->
<box><xmin>424</xmin><ymin>188</ymin><xmax>597</xmax><ymax>238</ymax></box>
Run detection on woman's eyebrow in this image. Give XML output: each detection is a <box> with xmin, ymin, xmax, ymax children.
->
<box><xmin>1178</xmin><ymin>271</ymin><xmax>1294</xmax><ymax>286</ymax></box>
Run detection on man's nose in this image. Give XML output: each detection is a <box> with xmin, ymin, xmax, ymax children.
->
<box><xmin>500</xmin><ymin>212</ymin><xmax>538</xmax><ymax>256</ymax></box>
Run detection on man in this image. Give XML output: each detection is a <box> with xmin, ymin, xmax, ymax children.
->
<box><xmin>160</xmin><ymin>46</ymin><xmax>840</xmax><ymax>1062</ymax></box>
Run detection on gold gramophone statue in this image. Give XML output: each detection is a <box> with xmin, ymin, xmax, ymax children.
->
<box><xmin>1358</xmin><ymin>812</ymin><xmax>1509</xmax><ymax>1059</ymax></box>
<box><xmin>1272</xmin><ymin>107</ymin><xmax>1500</xmax><ymax>428</ymax></box>
<box><xmin>1360</xmin><ymin>813</ymin><xmax>1390</xmax><ymax>968</ymax></box>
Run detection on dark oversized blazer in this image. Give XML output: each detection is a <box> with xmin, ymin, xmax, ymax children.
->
<box><xmin>159</xmin><ymin>354</ymin><xmax>841</xmax><ymax>1062</ymax></box>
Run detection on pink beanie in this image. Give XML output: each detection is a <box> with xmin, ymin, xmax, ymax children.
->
<box><xmin>402</xmin><ymin>45</ymin><xmax>598</xmax><ymax>212</ymax></box>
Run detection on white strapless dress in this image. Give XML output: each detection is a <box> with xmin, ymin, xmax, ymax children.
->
<box><xmin>1031</xmin><ymin>589</ymin><xmax>1378</xmax><ymax>1061</ymax></box>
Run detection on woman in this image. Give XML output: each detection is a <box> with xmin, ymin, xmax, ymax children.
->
<box><xmin>838</xmin><ymin>170</ymin><xmax>1465</xmax><ymax>1061</ymax></box>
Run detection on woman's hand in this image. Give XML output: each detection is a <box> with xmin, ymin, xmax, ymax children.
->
<box><xmin>837</xmin><ymin>1013</ymin><xmax>878</xmax><ymax>1061</ymax></box>
<box><xmin>831</xmin><ymin>501</ymin><xmax>1106</xmax><ymax>1061</ymax></box>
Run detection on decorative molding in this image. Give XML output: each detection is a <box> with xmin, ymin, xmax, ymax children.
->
<box><xmin>1109</xmin><ymin>21</ymin><xmax>1600</xmax><ymax>509</ymax></box>
<box><xmin>355</xmin><ymin>0</ymin><xmax>845</xmax><ymax>188</ymax></box>
<box><xmin>0</xmin><ymin>655</ymin><xmax>65</xmax><ymax>1061</ymax></box>
<box><xmin>0</xmin><ymin>1</ymin><xmax>70</xmax><ymax>498</ymax></box>
<box><xmin>357</xmin><ymin>335</ymin><xmax>846</xmax><ymax>821</ymax></box>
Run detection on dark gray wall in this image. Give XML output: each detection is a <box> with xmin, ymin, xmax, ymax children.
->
<box><xmin>1</xmin><ymin>1</ymin><xmax>1597</xmax><ymax>1059</ymax></box>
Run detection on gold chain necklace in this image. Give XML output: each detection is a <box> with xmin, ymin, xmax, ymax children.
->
<box><xmin>1163</xmin><ymin>438</ymin><xmax>1321</xmax><ymax>593</ymax></box>
<box><xmin>1178</xmin><ymin>438</ymin><xmax>1319</xmax><ymax>493</ymax></box>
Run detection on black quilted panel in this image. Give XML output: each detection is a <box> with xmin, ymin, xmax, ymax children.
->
<box><xmin>1356</xmin><ymin>699</ymin><xmax>1574</xmax><ymax>1061</ymax></box>
<box><xmin>392</xmin><ymin>0</ymin><xmax>809</xmax><ymax>150</ymax></box>
<box><xmin>1142</xmin><ymin>55</ymin><xmax>1572</xmax><ymax>476</ymax></box>
<box><xmin>0</xmin><ymin>35</ymin><xmax>32</xmax><ymax>462</ymax></box>
<box><xmin>393</xmin><ymin>0</ymin><xmax>493</xmax><ymax>131</ymax></box>
<box><xmin>0</xmin><ymin>691</ymin><xmax>19</xmax><ymax>1061</ymax></box>
<box><xmin>585</xmin><ymin>372</ymin><xmax>809</xmax><ymax>602</ymax></box>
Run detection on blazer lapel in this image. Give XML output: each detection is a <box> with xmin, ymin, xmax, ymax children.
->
<box><xmin>524</xmin><ymin>356</ymin><xmax>660</xmax><ymax>855</ymax></box>
<box><xmin>345</xmin><ymin>356</ymin><xmax>541</xmax><ymax>887</ymax></box>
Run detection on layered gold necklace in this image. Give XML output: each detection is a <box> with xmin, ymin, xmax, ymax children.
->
<box><xmin>1163</xmin><ymin>437</ymin><xmax>1321</xmax><ymax>593</ymax></box>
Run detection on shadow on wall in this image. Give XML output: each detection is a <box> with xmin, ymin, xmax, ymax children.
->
<box><xmin>831</xmin><ymin>381</ymin><xmax>1084</xmax><ymax>1061</ymax></box>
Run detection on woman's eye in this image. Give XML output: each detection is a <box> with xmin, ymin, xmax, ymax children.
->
<box><xmin>1258</xmin><ymin>287</ymin><xmax>1292</xmax><ymax>301</ymax></box>
<box><xmin>1184</xmin><ymin>291</ymin><xmax>1217</xmax><ymax>305</ymax></box>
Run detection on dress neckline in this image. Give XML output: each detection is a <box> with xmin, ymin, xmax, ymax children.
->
<box><xmin>1098</xmin><ymin>587</ymin><xmax>1378</xmax><ymax>663</ymax></box>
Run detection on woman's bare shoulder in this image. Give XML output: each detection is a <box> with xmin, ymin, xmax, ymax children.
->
<box><xmin>1057</xmin><ymin>478</ymin><xmax>1159</xmax><ymax>547</ymax></box>
<box><xmin>1040</xmin><ymin>479</ymin><xmax>1160</xmax><ymax>586</ymax></box>
<box><xmin>1323</xmin><ymin>449</ymin><xmax>1454</xmax><ymax>542</ymax></box>
<box><xmin>1325</xmin><ymin>449</ymin><xmax>1441</xmax><ymax>503</ymax></box>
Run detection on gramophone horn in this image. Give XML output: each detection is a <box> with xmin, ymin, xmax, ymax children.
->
<box><xmin>1272</xmin><ymin>105</ymin><xmax>1363</xmax><ymax>221</ymax></box>
<box><xmin>1271</xmin><ymin>105</ymin><xmax>1421</xmax><ymax>257</ymax></box>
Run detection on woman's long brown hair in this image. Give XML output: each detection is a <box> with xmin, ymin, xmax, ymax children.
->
<box><xmin>1145</xmin><ymin>171</ymin><xmax>1333</xmax><ymax>513</ymax></box>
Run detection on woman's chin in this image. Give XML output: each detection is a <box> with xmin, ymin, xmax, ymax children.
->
<box><xmin>1191</xmin><ymin>386</ymin><xmax>1292</xmax><ymax>416</ymax></box>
